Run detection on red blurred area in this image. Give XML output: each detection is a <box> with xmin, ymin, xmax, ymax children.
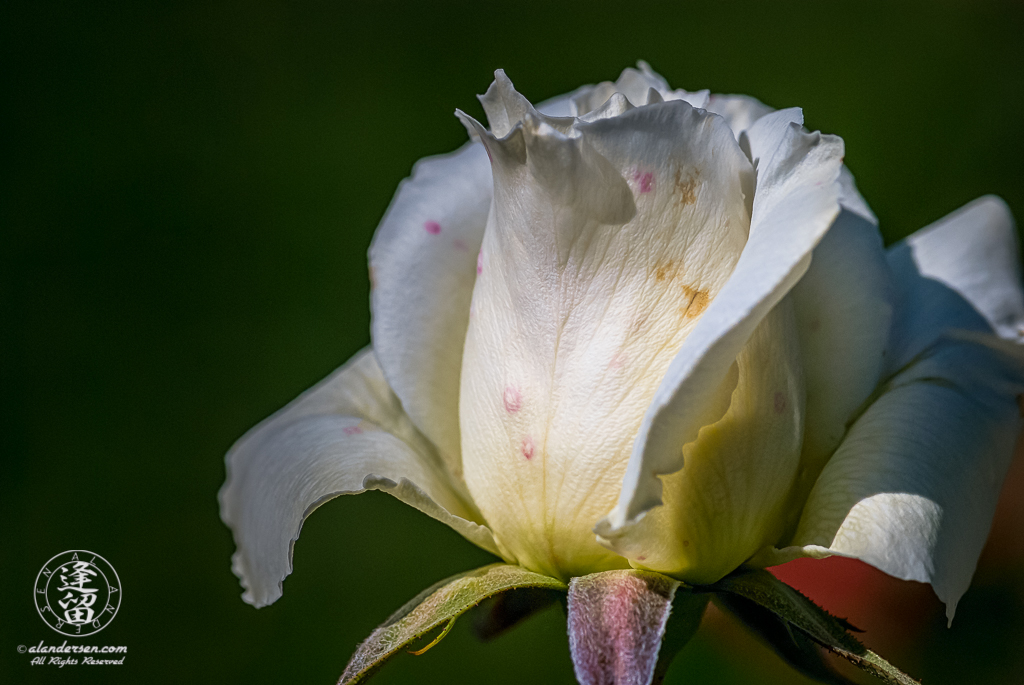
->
<box><xmin>768</xmin><ymin>426</ymin><xmax>1024</xmax><ymax>653</ymax></box>
<box><xmin>697</xmin><ymin>429</ymin><xmax>1024</xmax><ymax>684</ymax></box>
<box><xmin>769</xmin><ymin>556</ymin><xmax>939</xmax><ymax>648</ymax></box>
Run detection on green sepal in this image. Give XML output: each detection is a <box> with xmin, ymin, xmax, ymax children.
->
<box><xmin>709</xmin><ymin>568</ymin><xmax>920</xmax><ymax>685</ymax></box>
<box><xmin>339</xmin><ymin>563</ymin><xmax>567</xmax><ymax>684</ymax></box>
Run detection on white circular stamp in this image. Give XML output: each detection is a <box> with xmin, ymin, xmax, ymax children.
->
<box><xmin>34</xmin><ymin>550</ymin><xmax>122</xmax><ymax>637</ymax></box>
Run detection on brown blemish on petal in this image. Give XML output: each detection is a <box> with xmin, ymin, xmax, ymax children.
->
<box><xmin>674</xmin><ymin>168</ymin><xmax>699</xmax><ymax>206</ymax></box>
<box><xmin>652</xmin><ymin>260</ymin><xmax>709</xmax><ymax>319</ymax></box>
<box><xmin>368</xmin><ymin>265</ymin><xmax>377</xmax><ymax>290</ymax></box>
<box><xmin>680</xmin><ymin>285</ymin><xmax>710</xmax><ymax>318</ymax></box>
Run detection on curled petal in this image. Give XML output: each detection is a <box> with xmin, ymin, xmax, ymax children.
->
<box><xmin>766</xmin><ymin>197</ymin><xmax>1024</xmax><ymax>621</ymax></box>
<box><xmin>219</xmin><ymin>349</ymin><xmax>500</xmax><ymax>607</ymax></box>
<box><xmin>572</xmin><ymin>61</ymin><xmax>709</xmax><ymax>119</ymax></box>
<box><xmin>479</xmin><ymin>69</ymin><xmax>576</xmax><ymax>138</ymax></box>
<box><xmin>890</xmin><ymin>195</ymin><xmax>1024</xmax><ymax>361</ymax></box>
<box><xmin>778</xmin><ymin>336</ymin><xmax>1024</xmax><ymax>623</ymax></box>
<box><xmin>600</xmin><ymin>298</ymin><xmax>805</xmax><ymax>584</ymax></box>
<box><xmin>601</xmin><ymin>108</ymin><xmax>844</xmax><ymax>553</ymax></box>
<box><xmin>708</xmin><ymin>92</ymin><xmax>874</xmax><ymax>224</ymax></box>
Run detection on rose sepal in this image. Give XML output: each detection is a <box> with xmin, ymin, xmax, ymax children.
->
<box><xmin>568</xmin><ymin>569</ymin><xmax>709</xmax><ymax>685</ymax></box>
<box><xmin>339</xmin><ymin>563</ymin><xmax>565</xmax><ymax>684</ymax></box>
<box><xmin>709</xmin><ymin>568</ymin><xmax>920</xmax><ymax>685</ymax></box>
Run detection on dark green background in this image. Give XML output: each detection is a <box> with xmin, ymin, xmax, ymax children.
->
<box><xmin>3</xmin><ymin>1</ymin><xmax>1023</xmax><ymax>683</ymax></box>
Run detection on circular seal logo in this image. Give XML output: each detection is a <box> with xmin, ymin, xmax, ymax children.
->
<box><xmin>34</xmin><ymin>550</ymin><xmax>121</xmax><ymax>637</ymax></box>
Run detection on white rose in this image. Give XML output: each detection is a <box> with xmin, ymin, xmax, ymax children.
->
<box><xmin>220</xmin><ymin>63</ymin><xmax>1024</xmax><ymax>624</ymax></box>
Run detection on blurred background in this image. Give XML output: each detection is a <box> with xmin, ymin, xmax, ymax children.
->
<box><xmin>2</xmin><ymin>1</ymin><xmax>1023</xmax><ymax>683</ymax></box>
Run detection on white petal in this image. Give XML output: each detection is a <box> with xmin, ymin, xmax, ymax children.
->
<box><xmin>219</xmin><ymin>349</ymin><xmax>500</xmax><ymax>608</ymax></box>
<box><xmin>706</xmin><ymin>93</ymin><xmax>774</xmax><ymax>138</ymax></box>
<box><xmin>883</xmin><ymin>197</ymin><xmax>1022</xmax><ymax>376</ymax></box>
<box><xmin>837</xmin><ymin>165</ymin><xmax>877</xmax><ymax>223</ymax></box>
<box><xmin>598</xmin><ymin>298</ymin><xmax>805</xmax><ymax>583</ymax></box>
<box><xmin>707</xmin><ymin>94</ymin><xmax>874</xmax><ymax>223</ymax></box>
<box><xmin>571</xmin><ymin>62</ymin><xmax>709</xmax><ymax>119</ymax></box>
<box><xmin>791</xmin><ymin>209</ymin><xmax>894</xmax><ymax>469</ymax></box>
<box><xmin>902</xmin><ymin>196</ymin><xmax>1024</xmax><ymax>343</ymax></box>
<box><xmin>780</xmin><ymin>336</ymin><xmax>1024</xmax><ymax>623</ymax></box>
<box><xmin>601</xmin><ymin>109</ymin><xmax>844</xmax><ymax>537</ymax></box>
<box><xmin>458</xmin><ymin>84</ymin><xmax>754</xmax><ymax>579</ymax></box>
<box><xmin>479</xmin><ymin>70</ymin><xmax>577</xmax><ymax>138</ymax></box>
<box><xmin>369</xmin><ymin>141</ymin><xmax>492</xmax><ymax>479</ymax></box>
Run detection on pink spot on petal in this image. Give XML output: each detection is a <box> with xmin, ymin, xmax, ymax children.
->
<box><xmin>424</xmin><ymin>220</ymin><xmax>442</xmax><ymax>235</ymax></box>
<box><xmin>503</xmin><ymin>386</ymin><xmax>522</xmax><ymax>413</ymax></box>
<box><xmin>343</xmin><ymin>425</ymin><xmax>363</xmax><ymax>436</ymax></box>
<box><xmin>773</xmin><ymin>391</ymin><xmax>787</xmax><ymax>414</ymax></box>
<box><xmin>453</xmin><ymin>238</ymin><xmax>468</xmax><ymax>251</ymax></box>
<box><xmin>638</xmin><ymin>172</ymin><xmax>654</xmax><ymax>193</ymax></box>
<box><xmin>636</xmin><ymin>555</ymin><xmax>646</xmax><ymax>561</ymax></box>
<box><xmin>477</xmin><ymin>249</ymin><xmax>484</xmax><ymax>275</ymax></box>
<box><xmin>521</xmin><ymin>436</ymin><xmax>535</xmax><ymax>460</ymax></box>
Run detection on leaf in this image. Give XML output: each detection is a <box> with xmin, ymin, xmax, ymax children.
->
<box><xmin>710</xmin><ymin>568</ymin><xmax>920</xmax><ymax>685</ymax></box>
<box><xmin>339</xmin><ymin>563</ymin><xmax>567</xmax><ymax>685</ymax></box>
<box><xmin>568</xmin><ymin>569</ymin><xmax>706</xmax><ymax>685</ymax></box>
<box><xmin>714</xmin><ymin>592</ymin><xmax>858</xmax><ymax>685</ymax></box>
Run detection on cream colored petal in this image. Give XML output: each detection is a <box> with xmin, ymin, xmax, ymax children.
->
<box><xmin>219</xmin><ymin>349</ymin><xmax>500</xmax><ymax>608</ymax></box>
<box><xmin>599</xmin><ymin>297</ymin><xmax>805</xmax><ymax>584</ymax></box>
<box><xmin>457</xmin><ymin>78</ymin><xmax>753</xmax><ymax>579</ymax></box>
<box><xmin>601</xmin><ymin>108</ymin><xmax>844</xmax><ymax>543</ymax></box>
